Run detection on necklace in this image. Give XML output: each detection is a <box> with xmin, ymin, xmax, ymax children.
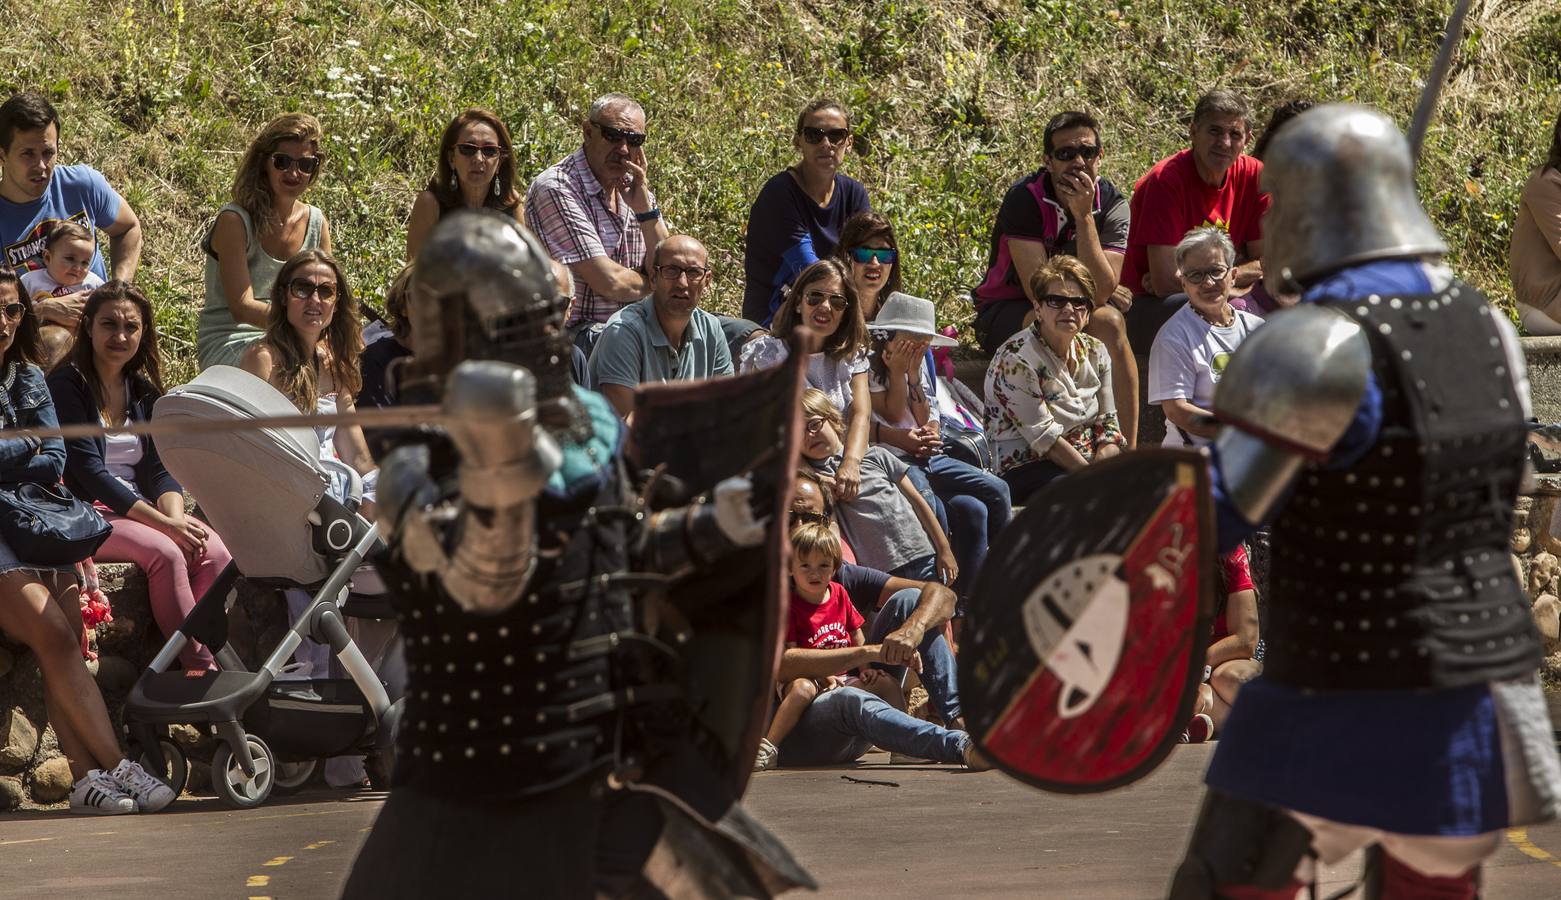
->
<box><xmin>1195</xmin><ymin>303</ymin><xmax>1234</xmax><ymax>328</ymax></box>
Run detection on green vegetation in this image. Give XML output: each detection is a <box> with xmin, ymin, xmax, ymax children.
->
<box><xmin>7</xmin><ymin>0</ymin><xmax>1558</xmax><ymax>383</ymax></box>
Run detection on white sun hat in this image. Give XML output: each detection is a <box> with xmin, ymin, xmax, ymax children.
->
<box><xmin>869</xmin><ymin>292</ymin><xmax>958</xmax><ymax>347</ymax></box>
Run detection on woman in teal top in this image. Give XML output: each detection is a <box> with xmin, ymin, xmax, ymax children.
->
<box><xmin>198</xmin><ymin>113</ymin><xmax>332</xmax><ymax>369</ymax></box>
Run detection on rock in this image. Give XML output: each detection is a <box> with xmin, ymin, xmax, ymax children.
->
<box><xmin>90</xmin><ymin>655</ymin><xmax>139</xmax><ymax>693</ymax></box>
<box><xmin>0</xmin><ymin>707</ymin><xmax>38</xmax><ymax>767</ymax></box>
<box><xmin>1515</xmin><ymin>554</ymin><xmax>1530</xmax><ymax>588</ymax></box>
<box><xmin>0</xmin><ymin>775</ymin><xmax>22</xmax><ymax>810</ymax></box>
<box><xmin>169</xmin><ymin>723</ymin><xmax>203</xmax><ymax>748</ymax></box>
<box><xmin>0</xmin><ymin>645</ymin><xmax>12</xmax><ymax>681</ymax></box>
<box><xmin>1514</xmin><ymin>528</ymin><xmax>1533</xmax><ymax>554</ymax></box>
<box><xmin>1518</xmin><ymin>496</ymin><xmax>1535</xmax><ymax>513</ymax></box>
<box><xmin>1537</xmin><ymin>595</ymin><xmax>1561</xmax><ymax>649</ymax></box>
<box><xmin>1538</xmin><ymin>497</ymin><xmax>1561</xmax><ymax>557</ymax></box>
<box><xmin>1531</xmin><ymin>552</ymin><xmax>1560</xmax><ymax>596</ymax></box>
<box><xmin>30</xmin><ymin>755</ymin><xmax>74</xmax><ymax>803</ymax></box>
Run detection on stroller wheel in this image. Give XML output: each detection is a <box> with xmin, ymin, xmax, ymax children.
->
<box><xmin>273</xmin><ymin>758</ymin><xmax>319</xmax><ymax>794</ymax></box>
<box><xmin>135</xmin><ymin>738</ymin><xmax>189</xmax><ymax>798</ymax></box>
<box><xmin>212</xmin><ymin>735</ymin><xmax>276</xmax><ymax>809</ymax></box>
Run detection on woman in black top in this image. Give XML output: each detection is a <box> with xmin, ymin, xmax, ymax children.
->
<box><xmin>48</xmin><ymin>281</ymin><xmax>233</xmax><ymax>670</ymax></box>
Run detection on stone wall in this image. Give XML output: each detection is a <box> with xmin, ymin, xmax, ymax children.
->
<box><xmin>0</xmin><ymin>565</ymin><xmax>286</xmax><ymax>809</ymax></box>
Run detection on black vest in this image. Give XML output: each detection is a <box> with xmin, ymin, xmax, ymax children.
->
<box><xmin>382</xmin><ymin>443</ymin><xmax>637</xmax><ymax>797</ymax></box>
<box><xmin>1264</xmin><ymin>281</ymin><xmax>1541</xmax><ymax>691</ymax></box>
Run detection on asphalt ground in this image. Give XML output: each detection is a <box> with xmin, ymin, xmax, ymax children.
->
<box><xmin>5</xmin><ymin>745</ymin><xmax>1561</xmax><ymax>898</ymax></box>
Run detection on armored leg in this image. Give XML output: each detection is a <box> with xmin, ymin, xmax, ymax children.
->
<box><xmin>1168</xmin><ymin>790</ymin><xmax>1314</xmax><ymax>900</ymax></box>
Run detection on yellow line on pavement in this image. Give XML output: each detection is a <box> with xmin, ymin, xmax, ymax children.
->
<box><xmin>1506</xmin><ymin>828</ymin><xmax>1561</xmax><ymax>869</ymax></box>
<box><xmin>262</xmin><ymin>856</ymin><xmax>294</xmax><ymax>866</ymax></box>
<box><xmin>246</xmin><ymin>876</ymin><xmax>270</xmax><ymax>887</ymax></box>
<box><xmin>304</xmin><ymin>839</ymin><xmax>336</xmax><ymax>850</ymax></box>
<box><xmin>0</xmin><ymin>837</ymin><xmax>55</xmax><ymax>847</ymax></box>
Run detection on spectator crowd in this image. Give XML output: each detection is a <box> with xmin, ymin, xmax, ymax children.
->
<box><xmin>0</xmin><ymin>82</ymin><xmax>1557</xmax><ymax>809</ymax></box>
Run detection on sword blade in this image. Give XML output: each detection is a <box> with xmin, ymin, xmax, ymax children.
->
<box><xmin>0</xmin><ymin>404</ymin><xmax>446</xmax><ymax>443</ymax></box>
<box><xmin>1407</xmin><ymin>0</ymin><xmax>1475</xmax><ymax>161</ymax></box>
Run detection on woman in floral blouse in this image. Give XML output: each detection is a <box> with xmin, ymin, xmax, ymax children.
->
<box><xmin>983</xmin><ymin>255</ymin><xmax>1126</xmax><ymax>501</ymax></box>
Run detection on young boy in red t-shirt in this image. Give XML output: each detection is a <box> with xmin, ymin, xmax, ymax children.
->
<box><xmin>753</xmin><ymin>523</ymin><xmax>916</xmax><ymax>771</ymax></box>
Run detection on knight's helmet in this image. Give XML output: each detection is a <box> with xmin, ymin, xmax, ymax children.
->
<box><xmin>407</xmin><ymin>210</ymin><xmax>586</xmax><ymax>437</ymax></box>
<box><xmin>1262</xmin><ymin>104</ymin><xmax>1447</xmax><ymax>287</ymax></box>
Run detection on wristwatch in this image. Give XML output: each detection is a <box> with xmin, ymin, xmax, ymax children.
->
<box><xmin>634</xmin><ymin>208</ymin><xmax>661</xmax><ymax>224</ymax></box>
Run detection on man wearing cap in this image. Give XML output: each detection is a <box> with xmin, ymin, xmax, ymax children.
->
<box><xmin>869</xmin><ymin>290</ymin><xmax>1010</xmax><ymax>613</ymax></box>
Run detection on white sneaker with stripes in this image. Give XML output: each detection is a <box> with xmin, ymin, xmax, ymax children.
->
<box><xmin>110</xmin><ymin>758</ymin><xmax>177</xmax><ymax>812</ymax></box>
<box><xmin>69</xmin><ymin>770</ymin><xmax>136</xmax><ymax>815</ymax></box>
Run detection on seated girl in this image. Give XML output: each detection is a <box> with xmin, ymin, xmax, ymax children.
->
<box><xmin>1185</xmin><ymin>544</ymin><xmax>1263</xmax><ymax>742</ymax></box>
<box><xmin>800</xmin><ymin>388</ymin><xmax>955</xmax><ymax>585</ymax></box>
<box><xmin>48</xmin><ymin>282</ymin><xmax>234</xmax><ymax>670</ymax></box>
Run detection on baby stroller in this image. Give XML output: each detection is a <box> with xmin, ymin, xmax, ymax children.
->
<box><xmin>121</xmin><ymin>366</ymin><xmax>403</xmax><ymax>809</ymax></box>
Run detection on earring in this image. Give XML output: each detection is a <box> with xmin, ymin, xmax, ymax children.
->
<box><xmin>449</xmin><ymin>173</ymin><xmax>458</xmax><ymax>191</ymax></box>
<box><xmin>493</xmin><ymin>176</ymin><xmax>501</xmax><ymax>198</ymax></box>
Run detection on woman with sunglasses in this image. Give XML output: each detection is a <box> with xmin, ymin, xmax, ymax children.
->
<box><xmin>0</xmin><ymin>270</ymin><xmax>176</xmax><ymax>814</ymax></box>
<box><xmin>405</xmin><ymin>108</ymin><xmax>523</xmax><ymax>260</ymax></box>
<box><xmin>48</xmin><ymin>281</ymin><xmax>233</xmax><ymax>671</ymax></box>
<box><xmin>741</xmin><ymin>98</ymin><xmax>872</xmax><ymax>326</ymax></box>
<box><xmin>241</xmin><ymin>250</ymin><xmax>372</xmax><ymax>495</ymax></box>
<box><xmin>739</xmin><ymin>258</ymin><xmax>870</xmax><ymax>501</ymax></box>
<box><xmin>984</xmin><ymin>255</ymin><xmax>1126</xmax><ymax>500</ymax></box>
<box><xmin>199</xmin><ymin>113</ymin><xmax>332</xmax><ymax>370</ymax></box>
<box><xmin>1146</xmin><ymin>226</ymin><xmax>1265</xmax><ymax>449</ymax></box>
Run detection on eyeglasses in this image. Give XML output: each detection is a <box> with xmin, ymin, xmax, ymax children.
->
<box><xmin>0</xmin><ymin>302</ymin><xmax>24</xmax><ymax>321</ymax></box>
<box><xmin>1048</xmin><ymin>144</ymin><xmax>1101</xmax><ymax>162</ymax></box>
<box><xmin>803</xmin><ymin>290</ymin><xmax>849</xmax><ymax>312</ymax></box>
<box><xmin>1039</xmin><ymin>294</ymin><xmax>1092</xmax><ymax>312</ymax></box>
<box><xmin>801</xmin><ymin>127</ymin><xmax>851</xmax><ymax>146</ymax></box>
<box><xmin>804</xmin><ymin>416</ymin><xmax>828</xmax><ymax>435</ymax></box>
<box><xmin>271</xmin><ymin>153</ymin><xmax>321</xmax><ymax>175</ymax></box>
<box><xmin>1181</xmin><ymin>265</ymin><xmax>1231</xmax><ymax>286</ymax></box>
<box><xmin>288</xmin><ymin>279</ymin><xmax>338</xmax><ymax>302</ymax></box>
<box><xmin>455</xmin><ymin>143</ymin><xmax>504</xmax><ymax>159</ymax></box>
<box><xmin>656</xmin><ymin>264</ymin><xmax>710</xmax><ymax>282</ymax></box>
<box><xmin>848</xmin><ymin>247</ymin><xmax>897</xmax><ymax>265</ymax></box>
<box><xmin>593</xmin><ymin>122</ymin><xmax>647</xmax><ymax>148</ymax></box>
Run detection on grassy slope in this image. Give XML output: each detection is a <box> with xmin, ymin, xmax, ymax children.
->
<box><xmin>6</xmin><ymin>0</ymin><xmax>1559</xmax><ymax>384</ymax></box>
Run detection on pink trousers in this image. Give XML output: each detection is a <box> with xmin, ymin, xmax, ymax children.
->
<box><xmin>97</xmin><ymin>511</ymin><xmax>233</xmax><ymax>669</ymax></box>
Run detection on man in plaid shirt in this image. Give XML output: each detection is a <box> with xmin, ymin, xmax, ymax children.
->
<box><xmin>525</xmin><ymin>93</ymin><xmax>670</xmax><ymax>330</ymax></box>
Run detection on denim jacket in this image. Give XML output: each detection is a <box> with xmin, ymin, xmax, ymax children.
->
<box><xmin>0</xmin><ymin>362</ymin><xmax>66</xmax><ymax>486</ymax></box>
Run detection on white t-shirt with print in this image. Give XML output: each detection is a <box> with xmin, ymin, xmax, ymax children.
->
<box><xmin>21</xmin><ymin>267</ymin><xmax>105</xmax><ymax>303</ymax></box>
<box><xmin>1147</xmin><ymin>303</ymin><xmax>1264</xmax><ymax>448</ymax></box>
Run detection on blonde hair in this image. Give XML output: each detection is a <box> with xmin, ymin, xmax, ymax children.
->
<box><xmin>1029</xmin><ymin>254</ymin><xmax>1097</xmax><ymax>302</ymax></box>
<box><xmin>789</xmin><ymin>521</ymin><xmax>842</xmax><ymax>570</ymax></box>
<box><xmin>801</xmin><ymin>388</ymin><xmax>844</xmax><ymax>436</ymax></box>
<box><xmin>232</xmin><ymin>113</ymin><xmax>324</xmax><ymax>233</ymax></box>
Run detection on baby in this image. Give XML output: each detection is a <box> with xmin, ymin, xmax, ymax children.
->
<box><xmin>21</xmin><ymin>221</ymin><xmax>104</xmax><ymax>367</ymax></box>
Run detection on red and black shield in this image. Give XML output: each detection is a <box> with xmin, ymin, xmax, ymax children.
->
<box><xmin>959</xmin><ymin>448</ymin><xmax>1217</xmax><ymax>793</ymax></box>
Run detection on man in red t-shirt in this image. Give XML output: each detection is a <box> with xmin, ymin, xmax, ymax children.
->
<box><xmin>1121</xmin><ymin>90</ymin><xmax>1270</xmax><ymax>352</ymax></box>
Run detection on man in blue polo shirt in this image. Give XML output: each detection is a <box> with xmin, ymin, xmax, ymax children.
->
<box><xmin>0</xmin><ymin>91</ymin><xmax>143</xmax><ymax>361</ymax></box>
<box><xmin>970</xmin><ymin>110</ymin><xmax>1138</xmax><ymax>445</ymax></box>
<box><xmin>588</xmin><ymin>234</ymin><xmax>733</xmax><ymax>418</ymax></box>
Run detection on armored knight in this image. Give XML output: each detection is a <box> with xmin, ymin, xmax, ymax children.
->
<box><xmin>1169</xmin><ymin>105</ymin><xmax>1561</xmax><ymax>898</ymax></box>
<box><xmin>342</xmin><ymin>211</ymin><xmax>811</xmax><ymax>898</ymax></box>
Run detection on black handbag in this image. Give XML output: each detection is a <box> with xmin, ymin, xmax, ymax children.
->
<box><xmin>0</xmin><ymin>482</ymin><xmax>111</xmax><ymax>565</ymax></box>
<box><xmin>936</xmin><ymin>375</ymin><xmax>997</xmax><ymax>472</ymax></box>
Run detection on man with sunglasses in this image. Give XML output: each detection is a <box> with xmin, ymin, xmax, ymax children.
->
<box><xmin>588</xmin><ymin>234</ymin><xmax>733</xmax><ymax>418</ymax></box>
<box><xmin>0</xmin><ymin>90</ymin><xmax>142</xmax><ymax>302</ymax></box>
<box><xmin>971</xmin><ymin>110</ymin><xmax>1139</xmax><ymax>445</ymax></box>
<box><xmin>1120</xmin><ymin>90</ymin><xmax>1268</xmax><ymax>354</ymax></box>
<box><xmin>526</xmin><ymin>92</ymin><xmax>667</xmax><ymax>338</ymax></box>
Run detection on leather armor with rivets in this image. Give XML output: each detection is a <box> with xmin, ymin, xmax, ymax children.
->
<box><xmin>1264</xmin><ymin>281</ymin><xmax>1542</xmax><ymax>690</ymax></box>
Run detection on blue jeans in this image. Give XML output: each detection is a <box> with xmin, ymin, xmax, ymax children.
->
<box><xmin>903</xmin><ymin>464</ymin><xmax>948</xmax><ymax>533</ymax></box>
<box><xmin>888</xmin><ymin>555</ymin><xmax>937</xmax><ymax>582</ymax></box>
<box><xmin>777</xmin><ymin>687</ymin><xmax>970</xmax><ymax>766</ymax></box>
<box><xmin>866</xmin><ymin>588</ymin><xmax>962</xmax><ymax>723</ymax></box>
<box><xmin>917</xmin><ymin>454</ymin><xmax>1010</xmax><ymax>605</ymax></box>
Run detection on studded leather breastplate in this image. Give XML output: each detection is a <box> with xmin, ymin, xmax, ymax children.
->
<box><xmin>1264</xmin><ymin>282</ymin><xmax>1541</xmax><ymax>691</ymax></box>
<box><xmin>383</xmin><ymin>457</ymin><xmax>637</xmax><ymax>796</ymax></box>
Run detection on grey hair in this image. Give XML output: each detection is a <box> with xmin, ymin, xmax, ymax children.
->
<box><xmin>1192</xmin><ymin>90</ymin><xmax>1252</xmax><ymax>130</ymax></box>
<box><xmin>1175</xmin><ymin>226</ymin><xmax>1236</xmax><ymax>270</ymax></box>
<box><xmin>587</xmin><ymin>93</ymin><xmax>642</xmax><ymax>123</ymax></box>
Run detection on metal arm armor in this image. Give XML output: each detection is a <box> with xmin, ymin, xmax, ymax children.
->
<box><xmin>1211</xmin><ymin>305</ymin><xmax>1371</xmax><ymax>524</ymax></box>
<box><xmin>640</xmin><ymin>476</ymin><xmax>768</xmax><ymax>577</ymax></box>
<box><xmin>377</xmin><ymin>360</ymin><xmax>562</xmax><ymax>615</ymax></box>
